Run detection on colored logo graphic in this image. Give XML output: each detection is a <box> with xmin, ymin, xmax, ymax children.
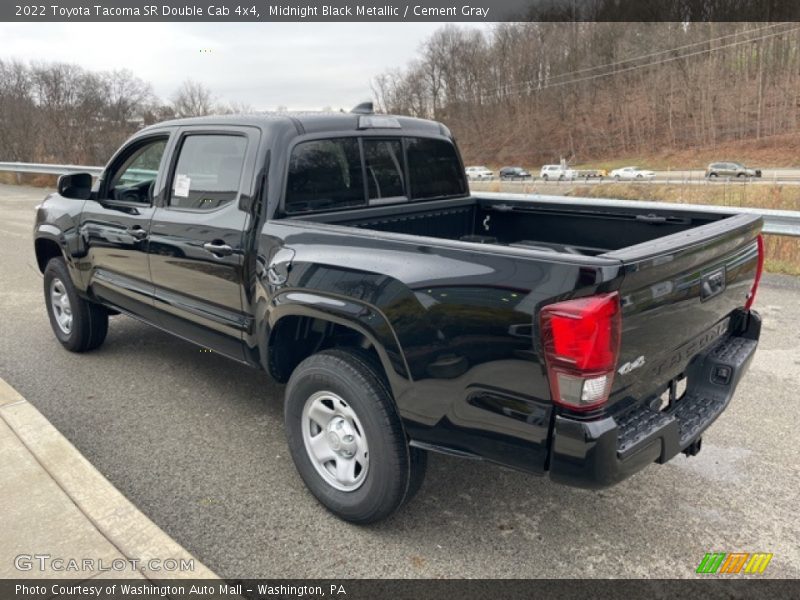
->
<box><xmin>696</xmin><ymin>552</ymin><xmax>773</xmax><ymax>574</ymax></box>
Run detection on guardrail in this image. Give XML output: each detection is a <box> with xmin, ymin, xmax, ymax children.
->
<box><xmin>0</xmin><ymin>162</ymin><xmax>104</xmax><ymax>176</ymax></box>
<box><xmin>2</xmin><ymin>161</ymin><xmax>799</xmax><ymax>237</ymax></box>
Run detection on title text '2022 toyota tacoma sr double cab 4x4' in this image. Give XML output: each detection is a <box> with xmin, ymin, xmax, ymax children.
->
<box><xmin>34</xmin><ymin>108</ymin><xmax>763</xmax><ymax>523</ymax></box>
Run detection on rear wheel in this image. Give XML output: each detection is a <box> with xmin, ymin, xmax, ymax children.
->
<box><xmin>43</xmin><ymin>258</ymin><xmax>108</xmax><ymax>352</ymax></box>
<box><xmin>709</xmin><ymin>172</ymin><xmax>718</xmax><ymax>178</ymax></box>
<box><xmin>285</xmin><ymin>348</ymin><xmax>426</xmax><ymax>523</ymax></box>
<box><xmin>737</xmin><ymin>172</ymin><xmax>745</xmax><ymax>178</ymax></box>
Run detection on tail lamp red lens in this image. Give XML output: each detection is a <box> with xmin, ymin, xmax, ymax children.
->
<box><xmin>540</xmin><ymin>292</ymin><xmax>621</xmax><ymax>411</ymax></box>
<box><xmin>744</xmin><ymin>234</ymin><xmax>764</xmax><ymax>311</ymax></box>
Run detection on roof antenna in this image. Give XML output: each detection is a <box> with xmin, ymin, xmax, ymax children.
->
<box><xmin>350</xmin><ymin>101</ymin><xmax>374</xmax><ymax>115</ymax></box>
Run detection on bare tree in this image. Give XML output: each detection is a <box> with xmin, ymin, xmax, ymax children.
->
<box><xmin>171</xmin><ymin>80</ymin><xmax>215</xmax><ymax>118</ymax></box>
<box><xmin>0</xmin><ymin>59</ymin><xmax>37</xmax><ymax>161</ymax></box>
<box><xmin>375</xmin><ymin>22</ymin><xmax>800</xmax><ymax>167</ymax></box>
<box><xmin>216</xmin><ymin>100</ymin><xmax>254</xmax><ymax>114</ymax></box>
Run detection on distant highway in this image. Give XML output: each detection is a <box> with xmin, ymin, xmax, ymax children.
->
<box><xmin>472</xmin><ymin>168</ymin><xmax>800</xmax><ymax>186</ymax></box>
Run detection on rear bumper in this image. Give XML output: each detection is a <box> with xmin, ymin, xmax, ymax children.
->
<box><xmin>548</xmin><ymin>309</ymin><xmax>761</xmax><ymax>489</ymax></box>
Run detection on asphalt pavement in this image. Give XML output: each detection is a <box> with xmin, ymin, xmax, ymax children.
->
<box><xmin>1</xmin><ymin>183</ymin><xmax>799</xmax><ymax>578</ymax></box>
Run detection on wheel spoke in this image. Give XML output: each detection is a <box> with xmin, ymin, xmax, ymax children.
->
<box><xmin>337</xmin><ymin>402</ymin><xmax>358</xmax><ymax>422</ymax></box>
<box><xmin>308</xmin><ymin>432</ymin><xmax>336</xmax><ymax>463</ymax></box>
<box><xmin>335</xmin><ymin>457</ymin><xmax>357</xmax><ymax>486</ymax></box>
<box><xmin>307</xmin><ymin>399</ymin><xmax>335</xmax><ymax>427</ymax></box>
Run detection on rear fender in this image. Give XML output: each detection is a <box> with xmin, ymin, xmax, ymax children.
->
<box><xmin>263</xmin><ymin>290</ymin><xmax>412</xmax><ymax>399</ymax></box>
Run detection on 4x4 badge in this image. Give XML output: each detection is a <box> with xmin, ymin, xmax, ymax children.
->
<box><xmin>618</xmin><ymin>355</ymin><xmax>646</xmax><ymax>375</ymax></box>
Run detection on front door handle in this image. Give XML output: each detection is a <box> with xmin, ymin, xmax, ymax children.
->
<box><xmin>203</xmin><ymin>242</ymin><xmax>234</xmax><ymax>257</ymax></box>
<box><xmin>128</xmin><ymin>226</ymin><xmax>148</xmax><ymax>240</ymax></box>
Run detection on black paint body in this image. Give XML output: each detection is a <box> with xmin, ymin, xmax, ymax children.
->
<box><xmin>34</xmin><ymin>113</ymin><xmax>762</xmax><ymax>487</ymax></box>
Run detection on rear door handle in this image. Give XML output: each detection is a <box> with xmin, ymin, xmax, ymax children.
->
<box><xmin>203</xmin><ymin>242</ymin><xmax>234</xmax><ymax>257</ymax></box>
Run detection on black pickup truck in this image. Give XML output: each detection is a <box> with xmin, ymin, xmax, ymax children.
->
<box><xmin>34</xmin><ymin>109</ymin><xmax>763</xmax><ymax>523</ymax></box>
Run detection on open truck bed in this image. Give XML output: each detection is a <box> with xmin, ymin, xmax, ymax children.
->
<box><xmin>298</xmin><ymin>194</ymin><xmax>734</xmax><ymax>256</ymax></box>
<box><xmin>291</xmin><ymin>192</ymin><xmax>762</xmax><ymax>485</ymax></box>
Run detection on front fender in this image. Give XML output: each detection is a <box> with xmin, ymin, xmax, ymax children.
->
<box><xmin>34</xmin><ymin>195</ymin><xmax>87</xmax><ymax>289</ymax></box>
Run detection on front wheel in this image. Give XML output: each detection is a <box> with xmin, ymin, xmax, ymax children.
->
<box><xmin>284</xmin><ymin>348</ymin><xmax>426</xmax><ymax>523</ymax></box>
<box><xmin>43</xmin><ymin>257</ymin><xmax>108</xmax><ymax>352</ymax></box>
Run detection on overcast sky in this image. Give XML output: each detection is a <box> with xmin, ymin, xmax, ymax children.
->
<box><xmin>0</xmin><ymin>22</ymin><xmax>489</xmax><ymax>110</ymax></box>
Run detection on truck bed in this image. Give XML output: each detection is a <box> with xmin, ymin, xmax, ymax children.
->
<box><xmin>289</xmin><ymin>192</ymin><xmax>761</xmax><ymax>444</ymax></box>
<box><xmin>296</xmin><ymin>195</ymin><xmax>723</xmax><ymax>256</ymax></box>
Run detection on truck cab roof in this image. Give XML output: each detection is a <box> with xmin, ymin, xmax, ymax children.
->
<box><xmin>140</xmin><ymin>111</ymin><xmax>450</xmax><ymax>138</ymax></box>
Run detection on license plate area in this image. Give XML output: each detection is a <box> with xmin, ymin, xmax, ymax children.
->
<box><xmin>657</xmin><ymin>374</ymin><xmax>688</xmax><ymax>412</ymax></box>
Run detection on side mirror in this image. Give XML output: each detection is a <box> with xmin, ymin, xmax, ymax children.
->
<box><xmin>57</xmin><ymin>172</ymin><xmax>93</xmax><ymax>200</ymax></box>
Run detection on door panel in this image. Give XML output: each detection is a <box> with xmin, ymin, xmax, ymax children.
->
<box><xmin>148</xmin><ymin>204</ymin><xmax>248</xmax><ymax>358</ymax></box>
<box><xmin>148</xmin><ymin>128</ymin><xmax>259</xmax><ymax>360</ymax></box>
<box><xmin>81</xmin><ymin>133</ymin><xmax>171</xmax><ymax>319</ymax></box>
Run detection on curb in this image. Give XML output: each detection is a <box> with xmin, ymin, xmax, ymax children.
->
<box><xmin>0</xmin><ymin>377</ymin><xmax>218</xmax><ymax>580</ymax></box>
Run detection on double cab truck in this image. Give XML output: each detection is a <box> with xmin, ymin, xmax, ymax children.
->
<box><xmin>34</xmin><ymin>108</ymin><xmax>763</xmax><ymax>523</ymax></box>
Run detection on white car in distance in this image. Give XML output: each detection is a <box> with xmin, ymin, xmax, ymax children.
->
<box><xmin>539</xmin><ymin>164</ymin><xmax>576</xmax><ymax>181</ymax></box>
<box><xmin>465</xmin><ymin>166</ymin><xmax>494</xmax><ymax>181</ymax></box>
<box><xmin>609</xmin><ymin>166</ymin><xmax>656</xmax><ymax>180</ymax></box>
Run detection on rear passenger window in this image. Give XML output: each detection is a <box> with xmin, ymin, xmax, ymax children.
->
<box><xmin>364</xmin><ymin>139</ymin><xmax>406</xmax><ymax>203</ymax></box>
<box><xmin>286</xmin><ymin>138</ymin><xmax>365</xmax><ymax>213</ymax></box>
<box><xmin>406</xmin><ymin>137</ymin><xmax>466</xmax><ymax>200</ymax></box>
<box><xmin>170</xmin><ymin>135</ymin><xmax>247</xmax><ymax>210</ymax></box>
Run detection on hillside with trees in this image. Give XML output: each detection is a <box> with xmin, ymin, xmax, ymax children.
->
<box><xmin>372</xmin><ymin>22</ymin><xmax>800</xmax><ymax>167</ymax></box>
<box><xmin>0</xmin><ymin>61</ymin><xmax>246</xmax><ymax>165</ymax></box>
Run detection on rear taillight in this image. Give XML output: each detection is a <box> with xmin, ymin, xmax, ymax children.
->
<box><xmin>540</xmin><ymin>292</ymin><xmax>621</xmax><ymax>412</ymax></box>
<box><xmin>744</xmin><ymin>234</ymin><xmax>764</xmax><ymax>311</ymax></box>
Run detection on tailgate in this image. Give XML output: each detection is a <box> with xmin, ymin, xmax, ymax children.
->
<box><xmin>603</xmin><ymin>213</ymin><xmax>762</xmax><ymax>412</ymax></box>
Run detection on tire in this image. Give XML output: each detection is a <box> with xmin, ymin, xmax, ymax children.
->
<box><xmin>737</xmin><ymin>172</ymin><xmax>745</xmax><ymax>178</ymax></box>
<box><xmin>284</xmin><ymin>348</ymin><xmax>426</xmax><ymax>523</ymax></box>
<box><xmin>43</xmin><ymin>257</ymin><xmax>108</xmax><ymax>352</ymax></box>
<box><xmin>542</xmin><ymin>174</ymin><xmax>549</xmax><ymax>181</ymax></box>
<box><xmin>614</xmin><ymin>175</ymin><xmax>620</xmax><ymax>181</ymax></box>
<box><xmin>709</xmin><ymin>172</ymin><xmax>718</xmax><ymax>178</ymax></box>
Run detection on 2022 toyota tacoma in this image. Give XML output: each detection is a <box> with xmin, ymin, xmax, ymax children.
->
<box><xmin>34</xmin><ymin>108</ymin><xmax>763</xmax><ymax>523</ymax></box>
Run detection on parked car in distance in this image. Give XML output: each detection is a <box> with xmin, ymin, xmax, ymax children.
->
<box><xmin>499</xmin><ymin>166</ymin><xmax>532</xmax><ymax>180</ymax></box>
<box><xmin>706</xmin><ymin>162</ymin><xmax>762</xmax><ymax>178</ymax></box>
<box><xmin>539</xmin><ymin>164</ymin><xmax>576</xmax><ymax>181</ymax></box>
<box><xmin>465</xmin><ymin>166</ymin><xmax>494</xmax><ymax>181</ymax></box>
<box><xmin>610</xmin><ymin>166</ymin><xmax>656</xmax><ymax>180</ymax></box>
